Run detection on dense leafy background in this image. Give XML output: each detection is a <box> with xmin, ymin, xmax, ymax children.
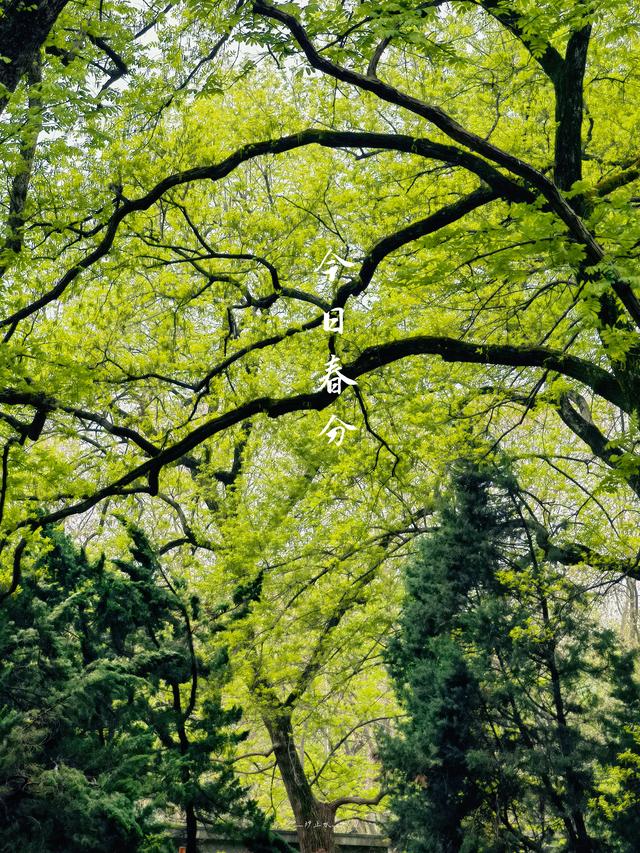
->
<box><xmin>1</xmin><ymin>0</ymin><xmax>640</xmax><ymax>849</ymax></box>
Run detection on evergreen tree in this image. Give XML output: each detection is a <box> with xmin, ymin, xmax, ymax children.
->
<box><xmin>380</xmin><ymin>462</ymin><xmax>640</xmax><ymax>852</ymax></box>
<box><xmin>0</xmin><ymin>525</ymin><xmax>265</xmax><ymax>853</ymax></box>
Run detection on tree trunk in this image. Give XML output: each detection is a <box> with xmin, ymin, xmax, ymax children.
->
<box><xmin>264</xmin><ymin>710</ymin><xmax>336</xmax><ymax>853</ymax></box>
<box><xmin>185</xmin><ymin>803</ymin><xmax>198</xmax><ymax>853</ymax></box>
<box><xmin>173</xmin><ymin>682</ymin><xmax>199</xmax><ymax>853</ymax></box>
<box><xmin>553</xmin><ymin>25</ymin><xmax>591</xmax><ymax>193</ymax></box>
<box><xmin>622</xmin><ymin>577</ymin><xmax>640</xmax><ymax>645</ymax></box>
<box><xmin>0</xmin><ymin>0</ymin><xmax>68</xmax><ymax>112</ymax></box>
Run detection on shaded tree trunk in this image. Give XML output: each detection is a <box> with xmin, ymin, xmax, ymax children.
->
<box><xmin>172</xmin><ymin>682</ymin><xmax>199</xmax><ymax>853</ymax></box>
<box><xmin>0</xmin><ymin>0</ymin><xmax>68</xmax><ymax>112</ymax></box>
<box><xmin>552</xmin><ymin>25</ymin><xmax>591</xmax><ymax>193</ymax></box>
<box><xmin>264</xmin><ymin>710</ymin><xmax>336</xmax><ymax>853</ymax></box>
<box><xmin>622</xmin><ymin>577</ymin><xmax>639</xmax><ymax>645</ymax></box>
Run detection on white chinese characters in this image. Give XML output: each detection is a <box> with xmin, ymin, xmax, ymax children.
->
<box><xmin>323</xmin><ymin>307</ymin><xmax>344</xmax><ymax>334</ymax></box>
<box><xmin>315</xmin><ymin>250</ymin><xmax>359</xmax><ymax>445</ymax></box>
<box><xmin>316</xmin><ymin>251</ymin><xmax>357</xmax><ymax>284</ymax></box>
<box><xmin>319</xmin><ymin>415</ymin><xmax>357</xmax><ymax>446</ymax></box>
<box><xmin>317</xmin><ymin>354</ymin><xmax>357</xmax><ymax>395</ymax></box>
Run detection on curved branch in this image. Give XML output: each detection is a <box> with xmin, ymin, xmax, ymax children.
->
<box><xmin>529</xmin><ymin>517</ymin><xmax>640</xmax><ymax>579</ymax></box>
<box><xmin>0</xmin><ymin>129</ymin><xmax>527</xmax><ymax>335</ymax></box>
<box><xmin>251</xmin><ymin>1</ymin><xmax>562</xmax><ymax>192</ymax></box>
<box><xmin>367</xmin><ymin>36</ymin><xmax>392</xmax><ymax>79</ymax></box>
<box><xmin>556</xmin><ymin>391</ymin><xmax>640</xmax><ymax>497</ymax></box>
<box><xmin>335</xmin><ymin>185</ymin><xmax>500</xmax><ymax>307</ymax></box>
<box><xmin>349</xmin><ymin>337</ymin><xmax>626</xmax><ymax>411</ymax></box>
<box><xmin>61</xmin><ymin>406</ymin><xmax>160</xmax><ymax>456</ymax></box>
<box><xmin>194</xmin><ymin>186</ymin><xmax>501</xmax><ymax>394</ymax></box>
<box><xmin>252</xmin><ymin>1</ymin><xmax>640</xmax><ymax>327</ymax></box>
<box><xmin>5</xmin><ymin>334</ymin><xmax>625</xmax><ymax>534</ymax></box>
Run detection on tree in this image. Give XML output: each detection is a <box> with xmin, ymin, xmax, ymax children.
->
<box><xmin>1</xmin><ymin>1</ymin><xmax>640</xmax><ymax>850</ymax></box>
<box><xmin>381</xmin><ymin>464</ymin><xmax>504</xmax><ymax>852</ymax></box>
<box><xmin>0</xmin><ymin>523</ymin><xmax>264</xmax><ymax>853</ymax></box>
<box><xmin>0</xmin><ymin>0</ymin><xmax>636</xmax><ymax>574</ymax></box>
<box><xmin>381</xmin><ymin>461</ymin><xmax>640</xmax><ymax>852</ymax></box>
<box><xmin>197</xmin><ymin>449</ymin><xmax>408</xmax><ymax>853</ymax></box>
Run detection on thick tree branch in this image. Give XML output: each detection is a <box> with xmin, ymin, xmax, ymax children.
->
<box><xmin>529</xmin><ymin>518</ymin><xmax>640</xmax><ymax>580</ymax></box>
<box><xmin>0</xmin><ymin>56</ymin><xmax>43</xmax><ymax>277</ymax></box>
<box><xmin>470</xmin><ymin>0</ymin><xmax>591</xmax><ymax>190</ymax></box>
<box><xmin>252</xmin><ymin>1</ymin><xmax>640</xmax><ymax>328</ymax></box>
<box><xmin>349</xmin><ymin>338</ymin><xmax>626</xmax><ymax>411</ymax></box>
<box><xmin>6</xmin><ymin>334</ymin><xmax>625</xmax><ymax>534</ymax></box>
<box><xmin>0</xmin><ymin>0</ymin><xmax>68</xmax><ymax>113</ymax></box>
<box><xmin>85</xmin><ymin>32</ymin><xmax>128</xmax><ymax>91</ymax></box>
<box><xmin>554</xmin><ymin>24</ymin><xmax>591</xmax><ymax>191</ymax></box>
<box><xmin>335</xmin><ymin>185</ymin><xmax>500</xmax><ymax>307</ymax></box>
<box><xmin>252</xmin><ymin>0</ymin><xmax>557</xmax><ymax>191</ymax></box>
<box><xmin>556</xmin><ymin>392</ymin><xmax>640</xmax><ymax>497</ymax></box>
<box><xmin>594</xmin><ymin>157</ymin><xmax>640</xmax><ymax>197</ymax></box>
<box><xmin>0</xmin><ymin>129</ymin><xmax>526</xmax><ymax>337</ymax></box>
<box><xmin>60</xmin><ymin>406</ymin><xmax>161</xmax><ymax>456</ymax></box>
<box><xmin>195</xmin><ymin>185</ymin><xmax>501</xmax><ymax>394</ymax></box>
<box><xmin>329</xmin><ymin>790</ymin><xmax>386</xmax><ymax>811</ymax></box>
<box><xmin>367</xmin><ymin>36</ymin><xmax>392</xmax><ymax>79</ymax></box>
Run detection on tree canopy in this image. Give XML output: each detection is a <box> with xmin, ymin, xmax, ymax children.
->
<box><xmin>1</xmin><ymin>0</ymin><xmax>640</xmax><ymax>849</ymax></box>
<box><xmin>381</xmin><ymin>461</ymin><xmax>640</xmax><ymax>851</ymax></box>
<box><xmin>0</xmin><ymin>524</ymin><xmax>268</xmax><ymax>853</ymax></box>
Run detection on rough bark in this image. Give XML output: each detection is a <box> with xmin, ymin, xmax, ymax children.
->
<box><xmin>553</xmin><ymin>25</ymin><xmax>592</xmax><ymax>192</ymax></box>
<box><xmin>0</xmin><ymin>54</ymin><xmax>42</xmax><ymax>279</ymax></box>
<box><xmin>0</xmin><ymin>0</ymin><xmax>68</xmax><ymax>112</ymax></box>
<box><xmin>477</xmin><ymin>2</ymin><xmax>590</xmax><ymax>193</ymax></box>
<box><xmin>263</xmin><ymin>710</ymin><xmax>336</xmax><ymax>853</ymax></box>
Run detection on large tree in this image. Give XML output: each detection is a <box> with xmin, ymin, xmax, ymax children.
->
<box><xmin>1</xmin><ymin>1</ymin><xmax>640</xmax><ymax>850</ymax></box>
<box><xmin>381</xmin><ymin>461</ymin><xmax>640</xmax><ymax>852</ymax></box>
<box><xmin>0</xmin><ymin>0</ymin><xmax>636</xmax><ymax>562</ymax></box>
<box><xmin>0</xmin><ymin>523</ymin><xmax>268</xmax><ymax>853</ymax></box>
